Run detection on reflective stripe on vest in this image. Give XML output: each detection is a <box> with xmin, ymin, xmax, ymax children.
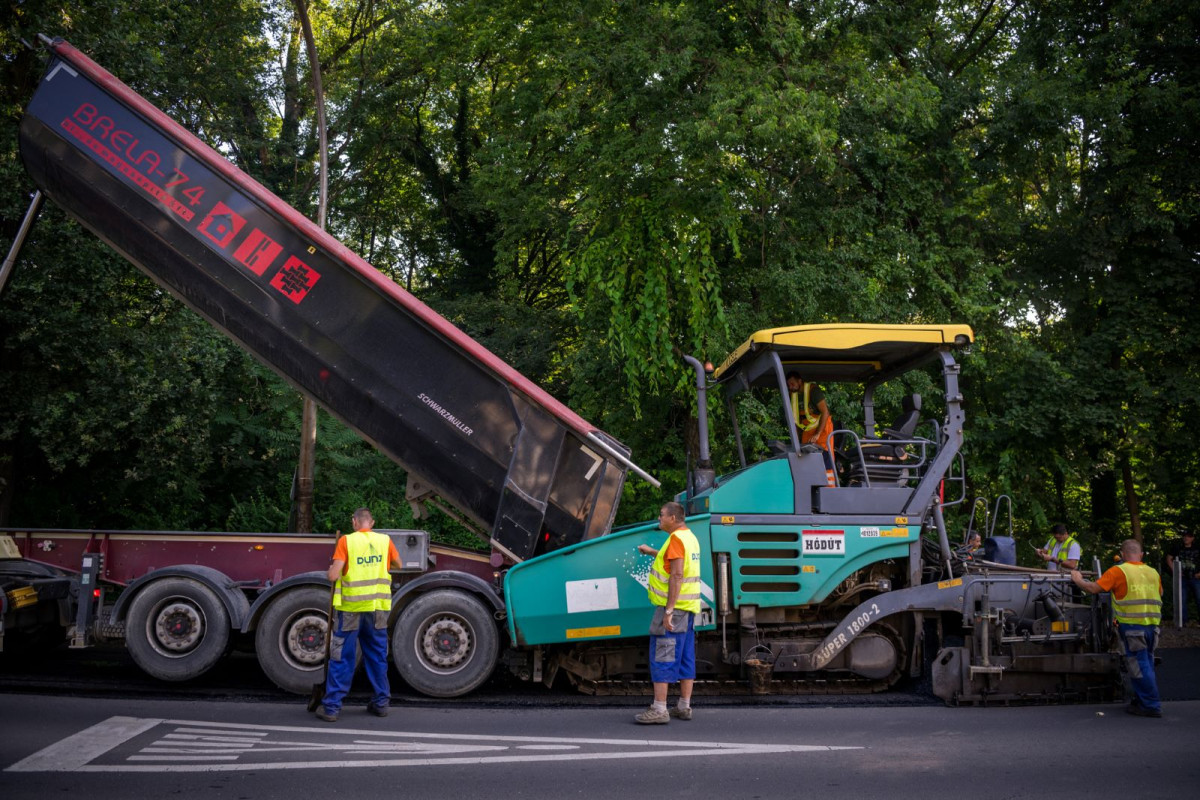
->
<box><xmin>792</xmin><ymin>383</ymin><xmax>833</xmax><ymax>452</ymax></box>
<box><xmin>334</xmin><ymin>530</ymin><xmax>392</xmax><ymax>612</ymax></box>
<box><xmin>647</xmin><ymin>527</ymin><xmax>702</xmax><ymax>613</ymax></box>
<box><xmin>1044</xmin><ymin>535</ymin><xmax>1079</xmax><ymax>566</ymax></box>
<box><xmin>791</xmin><ymin>383</ymin><xmax>818</xmax><ymax>432</ymax></box>
<box><xmin>1112</xmin><ymin>562</ymin><xmax>1162</xmax><ymax>625</ymax></box>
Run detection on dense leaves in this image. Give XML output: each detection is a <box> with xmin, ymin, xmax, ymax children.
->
<box><xmin>1</xmin><ymin>1</ymin><xmax>1197</xmax><ymax>565</ymax></box>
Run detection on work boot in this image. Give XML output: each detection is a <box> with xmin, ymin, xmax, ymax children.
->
<box><xmin>1125</xmin><ymin>702</ymin><xmax>1163</xmax><ymax>718</ymax></box>
<box><xmin>669</xmin><ymin>706</ymin><xmax>693</xmax><ymax>721</ymax></box>
<box><xmin>315</xmin><ymin>708</ymin><xmax>339</xmax><ymax>723</ymax></box>
<box><xmin>634</xmin><ymin>706</ymin><xmax>670</xmax><ymax>724</ymax></box>
<box><xmin>367</xmin><ymin>704</ymin><xmax>389</xmax><ymax>717</ymax></box>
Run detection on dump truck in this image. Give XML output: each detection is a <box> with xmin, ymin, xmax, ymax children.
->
<box><xmin>3</xmin><ymin>35</ymin><xmax>642</xmax><ymax>697</ymax></box>
<box><xmin>2</xmin><ymin>38</ymin><xmax>1121</xmax><ymax>705</ymax></box>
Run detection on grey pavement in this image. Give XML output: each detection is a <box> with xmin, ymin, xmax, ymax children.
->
<box><xmin>1</xmin><ymin>692</ymin><xmax>1196</xmax><ymax>799</ymax></box>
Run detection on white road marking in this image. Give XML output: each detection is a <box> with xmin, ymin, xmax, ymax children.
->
<box><xmin>516</xmin><ymin>745</ymin><xmax>580</xmax><ymax>751</ymax></box>
<box><xmin>6</xmin><ymin>716</ymin><xmax>861</xmax><ymax>773</ymax></box>
<box><xmin>6</xmin><ymin>715</ymin><xmax>161</xmax><ymax>772</ymax></box>
<box><xmin>128</xmin><ymin>755</ymin><xmax>240</xmax><ymax>762</ymax></box>
<box><xmin>172</xmin><ymin>728</ymin><xmax>268</xmax><ymax>737</ymax></box>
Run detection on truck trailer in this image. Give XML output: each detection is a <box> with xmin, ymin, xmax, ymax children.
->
<box><xmin>1</xmin><ymin>38</ymin><xmax>1121</xmax><ymax>705</ymax></box>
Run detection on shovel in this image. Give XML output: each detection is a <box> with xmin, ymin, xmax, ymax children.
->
<box><xmin>307</xmin><ymin>585</ymin><xmax>335</xmax><ymax>713</ymax></box>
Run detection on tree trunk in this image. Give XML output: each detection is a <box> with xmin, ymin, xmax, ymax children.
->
<box><xmin>291</xmin><ymin>0</ymin><xmax>328</xmax><ymax>533</ymax></box>
<box><xmin>1120</xmin><ymin>454</ymin><xmax>1142</xmax><ymax>543</ymax></box>
<box><xmin>1053</xmin><ymin>467</ymin><xmax>1068</xmax><ymax>523</ymax></box>
<box><xmin>1089</xmin><ymin>466</ymin><xmax>1120</xmax><ymax>545</ymax></box>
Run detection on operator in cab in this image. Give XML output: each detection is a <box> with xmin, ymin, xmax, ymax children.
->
<box><xmin>786</xmin><ymin>370</ymin><xmax>835</xmax><ymax>486</ymax></box>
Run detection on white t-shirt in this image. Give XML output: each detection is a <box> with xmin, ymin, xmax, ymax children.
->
<box><xmin>1047</xmin><ymin>539</ymin><xmax>1082</xmax><ymax>568</ymax></box>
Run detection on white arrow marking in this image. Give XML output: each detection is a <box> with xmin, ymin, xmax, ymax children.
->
<box><xmin>6</xmin><ymin>716</ymin><xmax>862</xmax><ymax>773</ymax></box>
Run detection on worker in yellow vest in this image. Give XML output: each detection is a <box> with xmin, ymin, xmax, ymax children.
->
<box><xmin>316</xmin><ymin>508</ymin><xmax>402</xmax><ymax>722</ymax></box>
<box><xmin>634</xmin><ymin>501</ymin><xmax>702</xmax><ymax>724</ymax></box>
<box><xmin>1071</xmin><ymin>539</ymin><xmax>1163</xmax><ymax>718</ymax></box>
<box><xmin>1036</xmin><ymin>523</ymin><xmax>1081</xmax><ymax>570</ymax></box>
<box><xmin>787</xmin><ymin>371</ymin><xmax>835</xmax><ymax>486</ymax></box>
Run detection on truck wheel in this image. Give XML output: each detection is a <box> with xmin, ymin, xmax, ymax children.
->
<box><xmin>125</xmin><ymin>577</ymin><xmax>230</xmax><ymax>682</ymax></box>
<box><xmin>255</xmin><ymin>586</ymin><xmax>331</xmax><ymax>694</ymax></box>
<box><xmin>392</xmin><ymin>589</ymin><xmax>499</xmax><ymax>698</ymax></box>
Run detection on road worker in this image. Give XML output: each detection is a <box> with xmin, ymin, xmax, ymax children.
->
<box><xmin>1036</xmin><ymin>523</ymin><xmax>1081</xmax><ymax>571</ymax></box>
<box><xmin>786</xmin><ymin>371</ymin><xmax>835</xmax><ymax>485</ymax></box>
<box><xmin>316</xmin><ymin>507</ymin><xmax>402</xmax><ymax>722</ymax></box>
<box><xmin>635</xmin><ymin>501</ymin><xmax>702</xmax><ymax>723</ymax></box>
<box><xmin>1165</xmin><ymin>527</ymin><xmax>1200</xmax><ymax>624</ymax></box>
<box><xmin>1071</xmin><ymin>539</ymin><xmax>1163</xmax><ymax>718</ymax></box>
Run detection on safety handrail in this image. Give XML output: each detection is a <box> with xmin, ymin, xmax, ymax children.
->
<box><xmin>990</xmin><ymin>495</ymin><xmax>1014</xmax><ymax>540</ymax></box>
<box><xmin>830</xmin><ymin>429</ymin><xmax>932</xmax><ymax>488</ymax></box>
<box><xmin>964</xmin><ymin>496</ymin><xmax>990</xmax><ymax>545</ymax></box>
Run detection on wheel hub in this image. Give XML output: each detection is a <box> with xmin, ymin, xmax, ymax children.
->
<box><xmin>155</xmin><ymin>602</ymin><xmax>203</xmax><ymax>652</ymax></box>
<box><xmin>421</xmin><ymin>616</ymin><xmax>472</xmax><ymax>668</ymax></box>
<box><xmin>286</xmin><ymin>614</ymin><xmax>327</xmax><ymax>666</ymax></box>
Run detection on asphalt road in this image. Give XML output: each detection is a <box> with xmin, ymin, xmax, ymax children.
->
<box><xmin>1</xmin><ymin>692</ymin><xmax>1196</xmax><ymax>799</ymax></box>
<box><xmin>2</xmin><ymin>641</ymin><xmax>1198</xmax><ymax>706</ymax></box>
<box><xmin>2</xmin><ymin>643</ymin><xmax>1197</xmax><ymax>798</ymax></box>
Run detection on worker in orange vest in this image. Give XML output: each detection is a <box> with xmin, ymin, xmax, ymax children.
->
<box><xmin>1071</xmin><ymin>539</ymin><xmax>1163</xmax><ymax>718</ymax></box>
<box><xmin>787</xmin><ymin>371</ymin><xmax>834</xmax><ymax>485</ymax></box>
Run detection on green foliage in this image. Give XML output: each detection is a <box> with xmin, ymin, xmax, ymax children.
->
<box><xmin>1</xmin><ymin>0</ymin><xmax>1197</xmax><ymax>552</ymax></box>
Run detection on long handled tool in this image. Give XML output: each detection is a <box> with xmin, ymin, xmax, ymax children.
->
<box><xmin>307</xmin><ymin>584</ymin><xmax>335</xmax><ymax>712</ymax></box>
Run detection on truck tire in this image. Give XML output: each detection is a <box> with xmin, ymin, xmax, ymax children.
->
<box><xmin>255</xmin><ymin>586</ymin><xmax>330</xmax><ymax>694</ymax></box>
<box><xmin>125</xmin><ymin>577</ymin><xmax>231</xmax><ymax>682</ymax></box>
<box><xmin>392</xmin><ymin>589</ymin><xmax>499</xmax><ymax>698</ymax></box>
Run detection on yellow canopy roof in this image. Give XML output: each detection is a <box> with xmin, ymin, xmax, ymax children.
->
<box><xmin>713</xmin><ymin>323</ymin><xmax>974</xmax><ymax>383</ymax></box>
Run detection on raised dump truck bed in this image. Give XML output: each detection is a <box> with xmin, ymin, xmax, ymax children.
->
<box><xmin>17</xmin><ymin>38</ymin><xmax>644</xmax><ymax>562</ymax></box>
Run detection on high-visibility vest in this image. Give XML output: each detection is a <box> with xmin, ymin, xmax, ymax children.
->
<box><xmin>1043</xmin><ymin>535</ymin><xmax>1079</xmax><ymax>567</ymax></box>
<box><xmin>333</xmin><ymin>530</ymin><xmax>393</xmax><ymax>612</ymax></box>
<box><xmin>647</xmin><ymin>527</ymin><xmax>702</xmax><ymax>614</ymax></box>
<box><xmin>791</xmin><ymin>383</ymin><xmax>833</xmax><ymax>452</ymax></box>
<box><xmin>1112</xmin><ymin>562</ymin><xmax>1162</xmax><ymax>626</ymax></box>
<box><xmin>792</xmin><ymin>383</ymin><xmax>819</xmax><ymax>432</ymax></box>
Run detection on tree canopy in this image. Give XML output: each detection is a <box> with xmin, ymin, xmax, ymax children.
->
<box><xmin>1</xmin><ymin>0</ymin><xmax>1197</xmax><ymax>565</ymax></box>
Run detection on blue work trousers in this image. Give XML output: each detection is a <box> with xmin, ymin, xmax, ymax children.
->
<box><xmin>1117</xmin><ymin>622</ymin><xmax>1161</xmax><ymax>713</ymax></box>
<box><xmin>648</xmin><ymin>609</ymin><xmax>696</xmax><ymax>684</ymax></box>
<box><xmin>322</xmin><ymin>609</ymin><xmax>390</xmax><ymax>714</ymax></box>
